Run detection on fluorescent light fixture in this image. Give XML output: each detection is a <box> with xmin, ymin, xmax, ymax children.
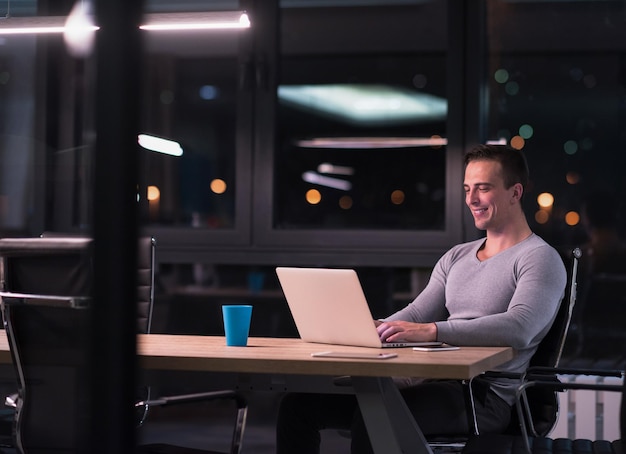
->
<box><xmin>140</xmin><ymin>11</ymin><xmax>250</xmax><ymax>31</ymax></box>
<box><xmin>0</xmin><ymin>15</ymin><xmax>97</xmax><ymax>34</ymax></box>
<box><xmin>278</xmin><ymin>84</ymin><xmax>447</xmax><ymax>126</ymax></box>
<box><xmin>297</xmin><ymin>136</ymin><xmax>448</xmax><ymax>149</ymax></box>
<box><xmin>302</xmin><ymin>171</ymin><xmax>352</xmax><ymax>191</ymax></box>
<box><xmin>138</xmin><ymin>134</ymin><xmax>183</xmax><ymax>157</ymax></box>
<box><xmin>0</xmin><ymin>11</ymin><xmax>249</xmax><ymax>35</ymax></box>
<box><xmin>317</xmin><ymin>163</ymin><xmax>354</xmax><ymax>176</ymax></box>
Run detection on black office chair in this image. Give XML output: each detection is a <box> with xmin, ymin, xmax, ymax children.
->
<box><xmin>0</xmin><ymin>236</ymin><xmax>247</xmax><ymax>454</ymax></box>
<box><xmin>462</xmin><ymin>367</ymin><xmax>625</xmax><ymax>454</ymax></box>
<box><xmin>429</xmin><ymin>248</ymin><xmax>583</xmax><ymax>452</ymax></box>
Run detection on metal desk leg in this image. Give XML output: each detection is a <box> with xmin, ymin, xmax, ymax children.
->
<box><xmin>352</xmin><ymin>376</ymin><xmax>433</xmax><ymax>454</ymax></box>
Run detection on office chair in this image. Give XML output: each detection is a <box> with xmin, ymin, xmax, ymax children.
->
<box><xmin>0</xmin><ymin>236</ymin><xmax>247</xmax><ymax>454</ymax></box>
<box><xmin>462</xmin><ymin>367</ymin><xmax>625</xmax><ymax>454</ymax></box>
<box><xmin>429</xmin><ymin>248</ymin><xmax>583</xmax><ymax>452</ymax></box>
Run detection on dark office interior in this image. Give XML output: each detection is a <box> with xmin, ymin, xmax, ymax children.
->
<box><xmin>0</xmin><ymin>0</ymin><xmax>625</xmax><ymax>452</ymax></box>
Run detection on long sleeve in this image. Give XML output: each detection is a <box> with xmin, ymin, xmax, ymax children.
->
<box><xmin>382</xmin><ymin>234</ymin><xmax>567</xmax><ymax>404</ymax></box>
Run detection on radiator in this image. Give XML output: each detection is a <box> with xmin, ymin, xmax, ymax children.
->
<box><xmin>549</xmin><ymin>374</ymin><xmax>623</xmax><ymax>441</ymax></box>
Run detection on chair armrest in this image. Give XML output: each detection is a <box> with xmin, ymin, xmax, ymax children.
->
<box><xmin>514</xmin><ymin>368</ymin><xmax>624</xmax><ymax>453</ymax></box>
<box><xmin>525</xmin><ymin>366</ymin><xmax>623</xmax><ymax>380</ymax></box>
<box><xmin>139</xmin><ymin>389</ymin><xmax>247</xmax><ymax>410</ymax></box>
<box><xmin>0</xmin><ymin>292</ymin><xmax>90</xmax><ymax>309</ymax></box>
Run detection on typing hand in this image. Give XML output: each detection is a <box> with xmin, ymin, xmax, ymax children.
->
<box><xmin>376</xmin><ymin>320</ymin><xmax>437</xmax><ymax>343</ymax></box>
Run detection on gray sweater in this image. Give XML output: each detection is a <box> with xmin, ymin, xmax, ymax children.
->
<box><xmin>385</xmin><ymin>233</ymin><xmax>567</xmax><ymax>404</ymax></box>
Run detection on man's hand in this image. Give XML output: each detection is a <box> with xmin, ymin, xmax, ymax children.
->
<box><xmin>376</xmin><ymin>320</ymin><xmax>438</xmax><ymax>343</ymax></box>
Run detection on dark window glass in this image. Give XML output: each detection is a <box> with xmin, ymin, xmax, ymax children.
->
<box><xmin>486</xmin><ymin>1</ymin><xmax>626</xmax><ymax>249</ymax></box>
<box><xmin>274</xmin><ymin>4</ymin><xmax>448</xmax><ymax>231</ymax></box>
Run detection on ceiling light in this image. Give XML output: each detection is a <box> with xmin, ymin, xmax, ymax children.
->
<box><xmin>302</xmin><ymin>171</ymin><xmax>352</xmax><ymax>191</ymax></box>
<box><xmin>317</xmin><ymin>163</ymin><xmax>354</xmax><ymax>176</ymax></box>
<box><xmin>138</xmin><ymin>134</ymin><xmax>183</xmax><ymax>157</ymax></box>
<box><xmin>140</xmin><ymin>11</ymin><xmax>250</xmax><ymax>31</ymax></box>
<box><xmin>279</xmin><ymin>84</ymin><xmax>447</xmax><ymax>126</ymax></box>
<box><xmin>296</xmin><ymin>137</ymin><xmax>448</xmax><ymax>149</ymax></box>
<box><xmin>0</xmin><ymin>10</ymin><xmax>249</xmax><ymax>35</ymax></box>
<box><xmin>0</xmin><ymin>16</ymin><xmax>93</xmax><ymax>34</ymax></box>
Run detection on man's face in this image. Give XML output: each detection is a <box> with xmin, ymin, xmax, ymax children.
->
<box><xmin>463</xmin><ymin>160</ymin><xmax>520</xmax><ymax>232</ymax></box>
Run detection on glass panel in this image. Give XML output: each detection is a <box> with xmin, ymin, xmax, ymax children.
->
<box><xmin>0</xmin><ymin>34</ymin><xmax>39</xmax><ymax>235</ymax></box>
<box><xmin>138</xmin><ymin>2</ymin><xmax>246</xmax><ymax>230</ymax></box>
<box><xmin>274</xmin><ymin>2</ymin><xmax>448</xmax><ymax>231</ymax></box>
<box><xmin>486</xmin><ymin>1</ymin><xmax>626</xmax><ymax>250</ymax></box>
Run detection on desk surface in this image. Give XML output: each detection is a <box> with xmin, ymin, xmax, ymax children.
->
<box><xmin>0</xmin><ymin>332</ymin><xmax>513</xmax><ymax>380</ymax></box>
<box><xmin>136</xmin><ymin>334</ymin><xmax>513</xmax><ymax>379</ymax></box>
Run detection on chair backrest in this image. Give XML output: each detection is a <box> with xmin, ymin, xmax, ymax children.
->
<box><xmin>134</xmin><ymin>236</ymin><xmax>156</xmax><ymax>334</ymax></box>
<box><xmin>620</xmin><ymin>368</ymin><xmax>626</xmax><ymax>443</ymax></box>
<box><xmin>37</xmin><ymin>233</ymin><xmax>156</xmax><ymax>335</ymax></box>
<box><xmin>0</xmin><ymin>236</ymin><xmax>155</xmax><ymax>452</ymax></box>
<box><xmin>0</xmin><ymin>237</ymin><xmax>93</xmax><ymax>452</ymax></box>
<box><xmin>504</xmin><ymin>247</ymin><xmax>582</xmax><ymax>437</ymax></box>
<box><xmin>530</xmin><ymin>247</ymin><xmax>582</xmax><ymax>369</ymax></box>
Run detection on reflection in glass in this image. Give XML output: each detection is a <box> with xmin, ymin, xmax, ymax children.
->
<box><xmin>275</xmin><ymin>55</ymin><xmax>447</xmax><ymax>230</ymax></box>
<box><xmin>139</xmin><ymin>45</ymin><xmax>241</xmax><ymax>229</ymax></box>
<box><xmin>486</xmin><ymin>1</ymin><xmax>626</xmax><ymax>248</ymax></box>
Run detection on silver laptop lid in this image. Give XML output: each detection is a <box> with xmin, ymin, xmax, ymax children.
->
<box><xmin>276</xmin><ymin>267</ymin><xmax>385</xmax><ymax>348</ymax></box>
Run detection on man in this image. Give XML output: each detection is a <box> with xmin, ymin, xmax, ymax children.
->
<box><xmin>276</xmin><ymin>144</ymin><xmax>567</xmax><ymax>454</ymax></box>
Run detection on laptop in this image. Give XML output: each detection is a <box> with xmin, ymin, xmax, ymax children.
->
<box><xmin>275</xmin><ymin>266</ymin><xmax>443</xmax><ymax>348</ymax></box>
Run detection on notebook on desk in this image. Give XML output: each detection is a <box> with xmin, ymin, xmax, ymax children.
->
<box><xmin>275</xmin><ymin>266</ymin><xmax>443</xmax><ymax>348</ymax></box>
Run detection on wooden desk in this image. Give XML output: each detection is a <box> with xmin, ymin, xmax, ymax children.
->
<box><xmin>137</xmin><ymin>334</ymin><xmax>511</xmax><ymax>379</ymax></box>
<box><xmin>138</xmin><ymin>335</ymin><xmax>512</xmax><ymax>454</ymax></box>
<box><xmin>0</xmin><ymin>333</ymin><xmax>513</xmax><ymax>454</ymax></box>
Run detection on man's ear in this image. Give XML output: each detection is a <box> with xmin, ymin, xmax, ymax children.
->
<box><xmin>512</xmin><ymin>183</ymin><xmax>523</xmax><ymax>203</ymax></box>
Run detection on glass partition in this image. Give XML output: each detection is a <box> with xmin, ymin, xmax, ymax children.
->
<box><xmin>138</xmin><ymin>1</ymin><xmax>251</xmax><ymax>238</ymax></box>
<box><xmin>275</xmin><ymin>54</ymin><xmax>447</xmax><ymax>231</ymax></box>
<box><xmin>253</xmin><ymin>1</ymin><xmax>462</xmax><ymax>255</ymax></box>
<box><xmin>485</xmin><ymin>0</ymin><xmax>626</xmax><ymax>251</ymax></box>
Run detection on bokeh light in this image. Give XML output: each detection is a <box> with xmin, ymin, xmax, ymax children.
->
<box><xmin>537</xmin><ymin>192</ymin><xmax>554</xmax><ymax>208</ymax></box>
<box><xmin>339</xmin><ymin>195</ymin><xmax>353</xmax><ymax>210</ymax></box>
<box><xmin>510</xmin><ymin>135</ymin><xmax>525</xmax><ymax>150</ymax></box>
<box><xmin>147</xmin><ymin>185</ymin><xmax>160</xmax><ymax>201</ymax></box>
<box><xmin>306</xmin><ymin>189</ymin><xmax>322</xmax><ymax>205</ymax></box>
<box><xmin>535</xmin><ymin>209</ymin><xmax>549</xmax><ymax>224</ymax></box>
<box><xmin>494</xmin><ymin>68</ymin><xmax>509</xmax><ymax>84</ymax></box>
<box><xmin>566</xmin><ymin>172</ymin><xmax>580</xmax><ymax>185</ymax></box>
<box><xmin>564</xmin><ymin>140</ymin><xmax>578</xmax><ymax>155</ymax></box>
<box><xmin>391</xmin><ymin>190</ymin><xmax>405</xmax><ymax>205</ymax></box>
<box><xmin>518</xmin><ymin>124</ymin><xmax>533</xmax><ymax>139</ymax></box>
<box><xmin>210</xmin><ymin>178</ymin><xmax>227</xmax><ymax>194</ymax></box>
<box><xmin>565</xmin><ymin>211</ymin><xmax>580</xmax><ymax>226</ymax></box>
<box><xmin>505</xmin><ymin>81</ymin><xmax>519</xmax><ymax>95</ymax></box>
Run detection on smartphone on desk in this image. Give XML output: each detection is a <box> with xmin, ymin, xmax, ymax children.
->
<box><xmin>311</xmin><ymin>351</ymin><xmax>398</xmax><ymax>359</ymax></box>
<box><xmin>412</xmin><ymin>344</ymin><xmax>460</xmax><ymax>352</ymax></box>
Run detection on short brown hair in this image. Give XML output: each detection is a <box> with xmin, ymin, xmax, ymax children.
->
<box><xmin>464</xmin><ymin>144</ymin><xmax>529</xmax><ymax>190</ymax></box>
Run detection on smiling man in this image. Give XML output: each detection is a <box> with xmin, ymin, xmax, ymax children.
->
<box><xmin>276</xmin><ymin>144</ymin><xmax>567</xmax><ymax>454</ymax></box>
